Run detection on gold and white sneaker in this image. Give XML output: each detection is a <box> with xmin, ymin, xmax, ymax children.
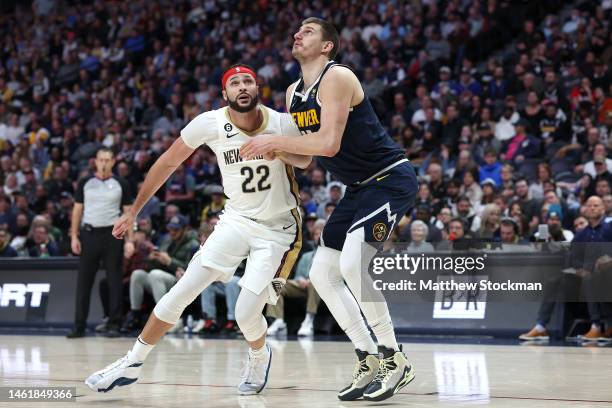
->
<box><xmin>363</xmin><ymin>345</ymin><xmax>415</xmax><ymax>401</ymax></box>
<box><xmin>337</xmin><ymin>349</ymin><xmax>379</xmax><ymax>401</ymax></box>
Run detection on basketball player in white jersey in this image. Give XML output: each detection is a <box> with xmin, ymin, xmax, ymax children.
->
<box><xmin>84</xmin><ymin>65</ymin><xmax>310</xmax><ymax>396</ymax></box>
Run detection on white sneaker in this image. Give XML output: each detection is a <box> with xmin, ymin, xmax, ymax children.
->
<box><xmin>167</xmin><ymin>319</ymin><xmax>184</xmax><ymax>334</ymax></box>
<box><xmin>238</xmin><ymin>344</ymin><xmax>272</xmax><ymax>395</ymax></box>
<box><xmin>184</xmin><ymin>319</ymin><xmax>205</xmax><ymax>333</ymax></box>
<box><xmin>266</xmin><ymin>319</ymin><xmax>287</xmax><ymax>335</ymax></box>
<box><xmin>85</xmin><ymin>353</ymin><xmax>142</xmax><ymax>393</ymax></box>
<box><xmin>297</xmin><ymin>318</ymin><xmax>313</xmax><ymax>337</ymax></box>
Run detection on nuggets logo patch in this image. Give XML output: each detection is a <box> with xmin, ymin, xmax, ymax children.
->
<box><xmin>373</xmin><ymin>223</ymin><xmax>388</xmax><ymax>241</ymax></box>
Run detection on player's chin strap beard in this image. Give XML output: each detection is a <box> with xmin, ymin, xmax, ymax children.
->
<box><xmin>228</xmin><ymin>93</ymin><xmax>259</xmax><ymax>113</ymax></box>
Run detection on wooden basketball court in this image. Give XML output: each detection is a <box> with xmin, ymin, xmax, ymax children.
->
<box><xmin>1</xmin><ymin>334</ymin><xmax>611</xmax><ymax>407</ymax></box>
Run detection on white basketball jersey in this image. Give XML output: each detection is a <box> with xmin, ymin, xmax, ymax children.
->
<box><xmin>181</xmin><ymin>105</ymin><xmax>301</xmax><ymax>220</ymax></box>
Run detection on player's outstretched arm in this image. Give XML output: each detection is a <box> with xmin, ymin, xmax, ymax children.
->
<box><xmin>271</xmin><ymin>151</ymin><xmax>312</xmax><ymax>169</ymax></box>
<box><xmin>112</xmin><ymin>137</ymin><xmax>194</xmax><ymax>238</ymax></box>
<box><xmin>240</xmin><ymin>68</ymin><xmax>353</xmax><ymax>159</ymax></box>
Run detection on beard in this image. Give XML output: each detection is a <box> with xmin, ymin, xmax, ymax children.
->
<box><xmin>228</xmin><ymin>93</ymin><xmax>259</xmax><ymax>113</ymax></box>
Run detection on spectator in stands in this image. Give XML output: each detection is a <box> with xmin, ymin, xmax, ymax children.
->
<box><xmin>431</xmin><ymin>66</ymin><xmax>454</xmax><ymax>102</ymax></box>
<box><xmin>121</xmin><ymin>214</ymin><xmax>199</xmax><ymax>334</ymax></box>
<box><xmin>529</xmin><ymin>163</ymin><xmax>553</xmax><ymax>201</ymax></box>
<box><xmin>514</xmin><ymin>178</ymin><xmax>540</xmax><ymax>233</ymax></box>
<box><xmin>460</xmin><ymin>165</ymin><xmax>483</xmax><ymax>210</ymax></box>
<box><xmin>405</xmin><ymin>220</ymin><xmax>434</xmax><ymax>253</ymax></box>
<box><xmin>200</xmin><ymin>185</ymin><xmax>225</xmax><ymax>223</ymax></box>
<box><xmin>25</xmin><ymin>216</ymin><xmax>60</xmax><ymax>257</ymax></box>
<box><xmin>520</xmin><ymin>91</ymin><xmax>544</xmax><ymax>136</ymax></box>
<box><xmin>438</xmin><ymin>217</ymin><xmax>471</xmax><ymax>250</ymax></box>
<box><xmin>267</xmin><ymin>219</ymin><xmax>323</xmax><ymax>337</ymax></box>
<box><xmin>501</xmin><ymin>118</ymin><xmax>541</xmax><ymax>165</ymax></box>
<box><xmin>480</xmin><ymin>179</ymin><xmax>497</xmax><ymax>206</ymax></box>
<box><xmin>197</xmin><ymin>274</ymin><xmax>241</xmax><ymax>335</ymax></box>
<box><xmin>473</xmin><ymin>124</ymin><xmax>501</xmax><ymax>164</ymax></box>
<box><xmin>519</xmin><ymin>221</ymin><xmax>580</xmax><ymax>341</ymax></box>
<box><xmin>0</xmin><ymin>195</ymin><xmax>15</xmax><ymax>233</ymax></box>
<box><xmin>0</xmin><ymin>227</ymin><xmax>17</xmax><ymax>257</ymax></box>
<box><xmin>479</xmin><ymin>149</ymin><xmax>502</xmax><ymax>187</ymax></box>
<box><xmin>400</xmin><ymin>203</ymin><xmax>442</xmax><ymax>244</ymax></box>
<box><xmin>317</xmin><ymin>182</ymin><xmax>343</xmax><ymax>219</ymax></box>
<box><xmin>301</xmin><ymin>212</ymin><xmax>319</xmax><ymax>245</ymax></box>
<box><xmin>507</xmin><ymin>201</ymin><xmax>529</xmax><ymax>238</ymax></box>
<box><xmin>13</xmin><ymin>193</ymin><xmax>35</xmax><ymax>221</ymax></box>
<box><xmin>165</xmin><ymin>164</ymin><xmax>195</xmax><ymax>213</ymax></box>
<box><xmin>595</xmin><ymin>178</ymin><xmax>611</xmax><ymax>198</ymax></box>
<box><xmin>498</xmin><ymin>217</ymin><xmax>528</xmax><ymax>246</ymax></box>
<box><xmin>540</xmin><ymin>100</ymin><xmax>570</xmax><ymax>143</ymax></box>
<box><xmin>434</xmin><ymin>206</ymin><xmax>453</xmax><ymax>233</ymax></box>
<box><xmin>105</xmin><ymin>228</ymin><xmax>154</xmax><ymax>334</ymax></box>
<box><xmin>300</xmin><ymin>189</ymin><xmax>317</xmax><ymax>215</ymax></box>
<box><xmin>414</xmin><ymin>182</ymin><xmax>435</xmax><ymax>212</ymax></box>
<box><xmin>477</xmin><ymin>204</ymin><xmax>502</xmax><ymax>240</ymax></box>
<box><xmin>456</xmin><ymin>68</ymin><xmax>482</xmax><ymax>97</ymax></box>
<box><xmin>573</xmin><ymin>216</ymin><xmax>588</xmax><ymax>232</ymax></box>
<box><xmin>533</xmin><ymin>206</ymin><xmax>574</xmax><ymax>242</ymax></box>
<box><xmin>604</xmin><ymin>194</ymin><xmax>612</xmax><ymax>222</ymax></box>
<box><xmin>426</xmin><ymin>162</ymin><xmax>446</xmax><ymax>202</ymax></box>
<box><xmin>571</xmin><ymin>196</ymin><xmax>612</xmax><ymax>341</ymax></box>
<box><xmin>583</xmin><ymin>143</ymin><xmax>612</xmax><ymax>177</ymax></box>
<box><xmin>309</xmin><ymin>168</ymin><xmax>327</xmax><ymax>204</ymax></box>
<box><xmin>454</xmin><ymin>195</ymin><xmax>480</xmax><ymax>233</ymax></box>
<box><xmin>500</xmin><ymin>163</ymin><xmax>515</xmax><ymax>192</ymax></box>
<box><xmin>441</xmin><ymin>178</ymin><xmax>461</xmax><ymax>213</ymax></box>
<box><xmin>586</xmin><ymin>155</ymin><xmax>612</xmax><ymax>197</ymax></box>
<box><xmin>9</xmin><ymin>212</ymin><xmax>30</xmax><ymax>256</ymax></box>
<box><xmin>488</xmin><ymin>66</ymin><xmax>508</xmax><ymax>101</ymax></box>
<box><xmin>323</xmin><ymin>202</ymin><xmax>337</xmax><ymax>220</ymax></box>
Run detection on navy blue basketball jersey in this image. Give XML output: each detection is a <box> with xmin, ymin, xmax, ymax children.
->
<box><xmin>289</xmin><ymin>61</ymin><xmax>406</xmax><ymax>185</ymax></box>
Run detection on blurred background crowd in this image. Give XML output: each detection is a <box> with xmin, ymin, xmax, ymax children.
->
<box><xmin>0</xmin><ymin>0</ymin><xmax>611</xmax><ymax>335</ymax></box>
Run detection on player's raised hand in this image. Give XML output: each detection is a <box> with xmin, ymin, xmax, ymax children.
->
<box><xmin>112</xmin><ymin>213</ymin><xmax>135</xmax><ymax>239</ymax></box>
<box><xmin>240</xmin><ymin>134</ymin><xmax>278</xmax><ymax>160</ymax></box>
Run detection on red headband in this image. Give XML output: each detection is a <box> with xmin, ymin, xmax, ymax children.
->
<box><xmin>221</xmin><ymin>66</ymin><xmax>257</xmax><ymax>89</ymax></box>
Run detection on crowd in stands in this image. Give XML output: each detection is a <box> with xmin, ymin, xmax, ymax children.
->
<box><xmin>0</xmin><ymin>0</ymin><xmax>611</xmax><ymax>336</ymax></box>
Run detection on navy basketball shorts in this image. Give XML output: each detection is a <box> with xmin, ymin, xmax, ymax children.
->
<box><xmin>321</xmin><ymin>161</ymin><xmax>417</xmax><ymax>251</ymax></box>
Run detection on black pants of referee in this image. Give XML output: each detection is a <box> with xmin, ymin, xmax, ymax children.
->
<box><xmin>73</xmin><ymin>226</ymin><xmax>124</xmax><ymax>330</ymax></box>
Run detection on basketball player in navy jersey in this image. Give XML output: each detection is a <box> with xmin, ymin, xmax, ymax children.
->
<box><xmin>241</xmin><ymin>18</ymin><xmax>417</xmax><ymax>402</ymax></box>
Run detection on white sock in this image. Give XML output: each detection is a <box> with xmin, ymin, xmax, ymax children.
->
<box><xmin>371</xmin><ymin>318</ymin><xmax>399</xmax><ymax>351</ymax></box>
<box><xmin>535</xmin><ymin>323</ymin><xmax>546</xmax><ymax>332</ymax></box>
<box><xmin>345</xmin><ymin>319</ymin><xmax>377</xmax><ymax>355</ymax></box>
<box><xmin>303</xmin><ymin>313</ymin><xmax>314</xmax><ymax>324</ymax></box>
<box><xmin>250</xmin><ymin>343</ymin><xmax>268</xmax><ymax>358</ymax></box>
<box><xmin>128</xmin><ymin>336</ymin><xmax>154</xmax><ymax>362</ymax></box>
<box><xmin>339</xmin><ymin>230</ymin><xmax>399</xmax><ymax>352</ymax></box>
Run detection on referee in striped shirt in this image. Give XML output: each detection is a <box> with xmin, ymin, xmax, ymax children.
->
<box><xmin>67</xmin><ymin>147</ymin><xmax>134</xmax><ymax>338</ymax></box>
